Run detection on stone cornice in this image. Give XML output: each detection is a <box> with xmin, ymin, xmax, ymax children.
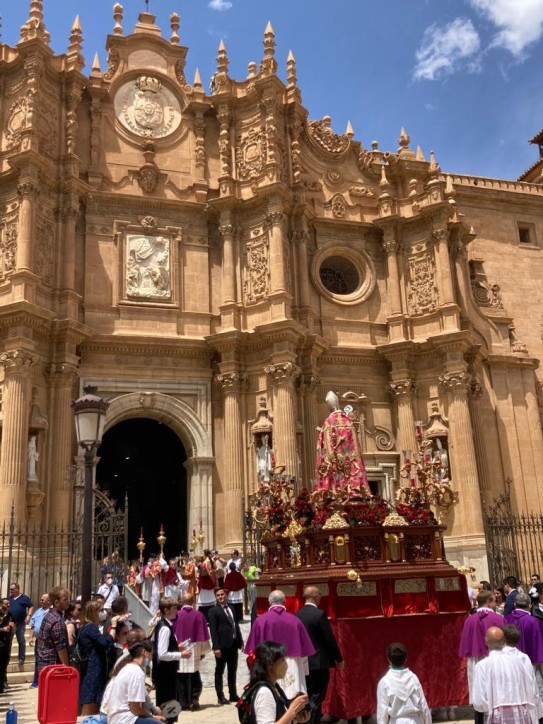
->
<box><xmin>485</xmin><ymin>354</ymin><xmax>539</xmax><ymax>370</ymax></box>
<box><xmin>449</xmin><ymin>174</ymin><xmax>543</xmax><ymax>198</ymax></box>
<box><xmin>0</xmin><ymin>301</ymin><xmax>56</xmax><ymax>333</ymax></box>
<box><xmin>81</xmin><ymin>335</ymin><xmax>212</xmax><ymax>361</ymax></box>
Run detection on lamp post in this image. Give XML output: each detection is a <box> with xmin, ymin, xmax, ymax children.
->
<box><xmin>72</xmin><ymin>385</ymin><xmax>109</xmax><ymax>603</ymax></box>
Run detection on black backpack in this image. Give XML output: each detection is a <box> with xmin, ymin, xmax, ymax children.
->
<box><xmin>236</xmin><ymin>681</ymin><xmax>286</xmax><ymax>724</ymax></box>
<box><xmin>69</xmin><ymin>624</ymin><xmax>89</xmax><ymax>675</ymax></box>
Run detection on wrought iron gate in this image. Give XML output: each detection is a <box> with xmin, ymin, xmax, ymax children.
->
<box><xmin>242</xmin><ymin>497</ymin><xmax>264</xmax><ymax>568</ymax></box>
<box><xmin>483</xmin><ymin>486</ymin><xmax>543</xmax><ymax>585</ymax></box>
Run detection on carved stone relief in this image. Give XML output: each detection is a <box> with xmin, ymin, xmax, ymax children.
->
<box><xmin>35</xmin><ymin>217</ymin><xmax>55</xmax><ymax>286</ymax></box>
<box><xmin>307</xmin><ymin>117</ymin><xmax>350</xmax><ymax>155</ymax></box>
<box><xmin>0</xmin><ymin>210</ymin><xmax>18</xmax><ymax>278</ymax></box>
<box><xmin>114</xmin><ymin>76</ymin><xmax>182</xmax><ymax>139</ymax></box>
<box><xmin>243</xmin><ymin>232</ymin><xmax>270</xmax><ymax>304</ymax></box>
<box><xmin>407</xmin><ymin>250</ymin><xmax>438</xmax><ymax>315</ymax></box>
<box><xmin>37</xmin><ymin>101</ymin><xmax>59</xmax><ymax>158</ymax></box>
<box><xmin>125</xmin><ymin>234</ymin><xmax>172</xmax><ymax>299</ymax></box>
<box><xmin>469</xmin><ymin>261</ymin><xmax>504</xmax><ymax>309</ymax></box>
<box><xmin>236</xmin><ymin>127</ymin><xmax>267</xmax><ymax>180</ymax></box>
<box><xmin>5</xmin><ymin>90</ymin><xmax>34</xmax><ymax>150</ymax></box>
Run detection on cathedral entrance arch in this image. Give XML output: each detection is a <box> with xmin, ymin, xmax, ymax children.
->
<box><xmin>98</xmin><ymin>392</ymin><xmax>214</xmax><ymax>559</ymax></box>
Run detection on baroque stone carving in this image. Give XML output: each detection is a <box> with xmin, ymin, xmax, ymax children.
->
<box><xmin>104</xmin><ymin>47</ymin><xmax>120</xmax><ymax>81</ymax></box>
<box><xmin>114</xmin><ymin>76</ymin><xmax>182</xmax><ymax>139</ymax></box>
<box><xmin>508</xmin><ymin>324</ymin><xmax>528</xmax><ymax>354</ymax></box>
<box><xmin>137</xmin><ymin>164</ymin><xmax>161</xmax><ymax>193</ymax></box>
<box><xmin>265</xmin><ymin>362</ymin><xmax>300</xmax><ymax>384</ymax></box>
<box><xmin>307</xmin><ymin>117</ymin><xmax>350</xmax><ymax>155</ymax></box>
<box><xmin>349</xmin><ymin>185</ymin><xmax>375</xmax><ymax>197</ymax></box>
<box><xmin>389</xmin><ymin>380</ymin><xmax>416</xmax><ymax>397</ymax></box>
<box><xmin>0</xmin><ymin>349</ymin><xmax>36</xmax><ymax>373</ymax></box>
<box><xmin>0</xmin><ymin>211</ymin><xmax>18</xmax><ymax>278</ymax></box>
<box><xmin>215</xmin><ymin>371</ymin><xmax>247</xmax><ymax>391</ymax></box>
<box><xmin>5</xmin><ymin>90</ymin><xmax>34</xmax><ymax>150</ymax></box>
<box><xmin>35</xmin><ymin>217</ymin><xmax>55</xmax><ymax>286</ymax></box>
<box><xmin>125</xmin><ymin>234</ymin><xmax>171</xmax><ymax>300</ymax></box>
<box><xmin>407</xmin><ymin>251</ymin><xmax>438</xmax><ymax>315</ymax></box>
<box><xmin>243</xmin><ymin>233</ymin><xmax>270</xmax><ymax>304</ymax></box>
<box><xmin>235</xmin><ymin>127</ymin><xmax>267</xmax><ymax>180</ymax></box>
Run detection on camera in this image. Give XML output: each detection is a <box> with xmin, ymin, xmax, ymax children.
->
<box><xmin>305</xmin><ymin>694</ymin><xmax>320</xmax><ymax>714</ymax></box>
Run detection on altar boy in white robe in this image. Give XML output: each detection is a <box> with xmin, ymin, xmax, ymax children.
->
<box><xmin>376</xmin><ymin>642</ymin><xmax>431</xmax><ymax>724</ymax></box>
<box><xmin>473</xmin><ymin>627</ymin><xmax>539</xmax><ymax>724</ymax></box>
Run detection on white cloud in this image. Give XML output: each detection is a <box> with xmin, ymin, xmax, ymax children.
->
<box><xmin>209</xmin><ymin>0</ymin><xmax>233</xmax><ymax>10</ymax></box>
<box><xmin>469</xmin><ymin>0</ymin><xmax>543</xmax><ymax>57</ymax></box>
<box><xmin>413</xmin><ymin>17</ymin><xmax>481</xmax><ymax>81</ymax></box>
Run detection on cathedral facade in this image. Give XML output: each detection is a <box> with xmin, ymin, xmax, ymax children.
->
<box><xmin>1</xmin><ymin>4</ymin><xmax>543</xmax><ymax>575</ymax></box>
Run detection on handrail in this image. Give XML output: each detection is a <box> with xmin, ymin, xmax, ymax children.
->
<box><xmin>124</xmin><ymin>585</ymin><xmax>153</xmax><ymax>636</ymax></box>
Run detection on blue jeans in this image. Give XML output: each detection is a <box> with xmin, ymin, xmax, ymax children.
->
<box><xmin>135</xmin><ymin>718</ymin><xmax>157</xmax><ymax>724</ymax></box>
<box><xmin>15</xmin><ymin>622</ymin><xmax>26</xmax><ymax>663</ymax></box>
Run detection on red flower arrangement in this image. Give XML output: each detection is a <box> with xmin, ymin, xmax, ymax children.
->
<box><xmin>345</xmin><ymin>496</ymin><xmax>391</xmax><ymax>526</ymax></box>
<box><xmin>396</xmin><ymin>502</ymin><xmax>437</xmax><ymax>526</ymax></box>
<box><xmin>268</xmin><ymin>496</ymin><xmax>291</xmax><ymax>533</ymax></box>
<box><xmin>294</xmin><ymin>488</ymin><xmax>314</xmax><ymax>526</ymax></box>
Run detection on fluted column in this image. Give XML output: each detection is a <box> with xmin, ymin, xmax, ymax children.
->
<box><xmin>388</xmin><ymin>380</ymin><xmax>418</xmax><ymax>456</ymax></box>
<box><xmin>382</xmin><ymin>236</ymin><xmax>402</xmax><ymax>316</ymax></box>
<box><xmin>468</xmin><ymin>381</ymin><xmax>491</xmax><ymax>499</ymax></box>
<box><xmin>16</xmin><ymin>181</ymin><xmax>39</xmax><ymax>271</ymax></box>
<box><xmin>299</xmin><ymin>374</ymin><xmax>320</xmax><ymax>484</ymax></box>
<box><xmin>521</xmin><ymin>367</ymin><xmax>543</xmax><ymax>511</ymax></box>
<box><xmin>59</xmin><ymin>204</ymin><xmax>79</xmax><ymax>291</ymax></box>
<box><xmin>265</xmin><ymin>362</ymin><xmax>300</xmax><ymax>478</ymax></box>
<box><xmin>0</xmin><ymin>349</ymin><xmax>36</xmax><ymax>523</ymax></box>
<box><xmin>265</xmin><ymin>210</ymin><xmax>287</xmax><ymax>294</ymax></box>
<box><xmin>46</xmin><ymin>363</ymin><xmax>78</xmax><ymax>529</ymax></box>
<box><xmin>433</xmin><ymin>226</ymin><xmax>455</xmax><ymax>306</ymax></box>
<box><xmin>216</xmin><ymin>372</ymin><xmax>246</xmax><ymax>548</ymax></box>
<box><xmin>219</xmin><ymin>220</ymin><xmax>236</xmax><ymax>305</ymax></box>
<box><xmin>439</xmin><ymin>370</ymin><xmax>484</xmax><ymax>536</ymax></box>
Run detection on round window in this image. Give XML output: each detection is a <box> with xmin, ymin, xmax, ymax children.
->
<box><xmin>319</xmin><ymin>256</ymin><xmax>360</xmax><ymax>295</ymax></box>
<box><xmin>310</xmin><ymin>244</ymin><xmax>376</xmax><ymax>306</ymax></box>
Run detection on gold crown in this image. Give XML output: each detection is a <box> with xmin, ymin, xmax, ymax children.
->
<box><xmin>136</xmin><ymin>76</ymin><xmax>161</xmax><ymax>94</ymax></box>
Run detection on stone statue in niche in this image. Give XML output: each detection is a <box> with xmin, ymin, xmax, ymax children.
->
<box><xmin>125</xmin><ymin>234</ymin><xmax>171</xmax><ymax>299</ymax></box>
<box><xmin>432</xmin><ymin>438</ymin><xmax>450</xmax><ymax>483</ymax></box>
<box><xmin>27</xmin><ymin>435</ymin><xmax>39</xmax><ymax>486</ymax></box>
<box><xmin>257</xmin><ymin>434</ymin><xmax>275</xmax><ymax>483</ymax></box>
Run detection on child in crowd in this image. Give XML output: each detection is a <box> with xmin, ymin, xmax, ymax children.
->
<box><xmin>376</xmin><ymin>642</ymin><xmax>431</xmax><ymax>724</ymax></box>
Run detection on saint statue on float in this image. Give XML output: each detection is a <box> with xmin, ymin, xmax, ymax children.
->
<box><xmin>315</xmin><ymin>390</ymin><xmax>369</xmax><ymax>491</ymax></box>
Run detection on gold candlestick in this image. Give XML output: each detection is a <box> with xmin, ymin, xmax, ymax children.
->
<box><xmin>157</xmin><ymin>524</ymin><xmax>166</xmax><ymax>557</ymax></box>
<box><xmin>137</xmin><ymin>529</ymin><xmax>146</xmax><ymax>564</ymax></box>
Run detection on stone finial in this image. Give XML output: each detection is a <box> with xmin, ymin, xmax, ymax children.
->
<box><xmin>286</xmin><ymin>50</ymin><xmax>297</xmax><ymax>87</ymax></box>
<box><xmin>113</xmin><ymin>3</ymin><xmax>124</xmax><ymax>35</ymax></box>
<box><xmin>416</xmin><ymin>145</ymin><xmax>426</xmax><ymax>161</ymax></box>
<box><xmin>398</xmin><ymin>126</ymin><xmax>410</xmax><ymax>150</ymax></box>
<box><xmin>217</xmin><ymin>39</ymin><xmax>229</xmax><ymax>74</ymax></box>
<box><xmin>91</xmin><ymin>52</ymin><xmax>101</xmax><ymax>74</ymax></box>
<box><xmin>345</xmin><ymin>120</ymin><xmax>354</xmax><ymax>138</ymax></box>
<box><xmin>260</xmin><ymin>20</ymin><xmax>277</xmax><ymax>75</ymax></box>
<box><xmin>379</xmin><ymin>162</ymin><xmax>390</xmax><ymax>190</ymax></box>
<box><xmin>170</xmin><ymin>12</ymin><xmax>180</xmax><ymax>44</ymax></box>
<box><xmin>247</xmin><ymin>61</ymin><xmax>257</xmax><ymax>79</ymax></box>
<box><xmin>193</xmin><ymin>67</ymin><xmax>202</xmax><ymax>88</ymax></box>
<box><xmin>20</xmin><ymin>0</ymin><xmax>50</xmax><ymax>44</ymax></box>
<box><xmin>67</xmin><ymin>15</ymin><xmax>83</xmax><ymax>61</ymax></box>
<box><xmin>445</xmin><ymin>174</ymin><xmax>455</xmax><ymax>197</ymax></box>
<box><xmin>371</xmin><ymin>140</ymin><xmax>379</xmax><ymax>151</ymax></box>
<box><xmin>429</xmin><ymin>150</ymin><xmax>440</xmax><ymax>174</ymax></box>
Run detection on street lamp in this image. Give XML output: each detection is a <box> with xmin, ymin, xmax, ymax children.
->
<box><xmin>72</xmin><ymin>385</ymin><xmax>109</xmax><ymax>603</ymax></box>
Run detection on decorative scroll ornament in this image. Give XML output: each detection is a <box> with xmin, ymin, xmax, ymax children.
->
<box><xmin>5</xmin><ymin>90</ymin><xmax>34</xmax><ymax>149</ymax></box>
<box><xmin>509</xmin><ymin>323</ymin><xmax>528</xmax><ymax>354</ymax></box>
<box><xmin>407</xmin><ymin>251</ymin><xmax>438</xmax><ymax>315</ymax></box>
<box><xmin>236</xmin><ymin>127</ymin><xmax>267</xmax><ymax>180</ymax></box>
<box><xmin>125</xmin><ymin>234</ymin><xmax>171</xmax><ymax>299</ymax></box>
<box><xmin>35</xmin><ymin>217</ymin><xmax>55</xmax><ymax>286</ymax></box>
<box><xmin>307</xmin><ymin>117</ymin><xmax>350</xmax><ymax>155</ymax></box>
<box><xmin>243</xmin><ymin>232</ymin><xmax>270</xmax><ymax>304</ymax></box>
<box><xmin>0</xmin><ymin>212</ymin><xmax>18</xmax><ymax>277</ymax></box>
<box><xmin>383</xmin><ymin>511</ymin><xmax>409</xmax><ymax>527</ymax></box>
<box><xmin>322</xmin><ymin>511</ymin><xmax>349</xmax><ymax>529</ymax></box>
<box><xmin>115</xmin><ymin>76</ymin><xmax>182</xmax><ymax>139</ymax></box>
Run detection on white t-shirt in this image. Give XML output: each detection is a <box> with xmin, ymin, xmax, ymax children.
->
<box><xmin>107</xmin><ymin>662</ymin><xmax>148</xmax><ymax>724</ymax></box>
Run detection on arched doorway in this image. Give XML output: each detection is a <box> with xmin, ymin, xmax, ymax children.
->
<box><xmin>96</xmin><ymin>418</ymin><xmax>187</xmax><ymax>560</ymax></box>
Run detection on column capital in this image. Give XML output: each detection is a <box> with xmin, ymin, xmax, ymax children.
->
<box><xmin>432</xmin><ymin>226</ymin><xmax>449</xmax><ymax>243</ymax></box>
<box><xmin>219</xmin><ymin>223</ymin><xmax>240</xmax><ymax>240</ymax></box>
<box><xmin>470</xmin><ymin>379</ymin><xmax>483</xmax><ymax>399</ymax></box>
<box><xmin>382</xmin><ymin>238</ymin><xmax>399</xmax><ymax>255</ymax></box>
<box><xmin>56</xmin><ymin>205</ymin><xmax>80</xmax><ymax>222</ymax></box>
<box><xmin>265</xmin><ymin>362</ymin><xmax>300</xmax><ymax>385</ymax></box>
<box><xmin>289</xmin><ymin>230</ymin><xmax>309</xmax><ymax>245</ymax></box>
<box><xmin>389</xmin><ymin>379</ymin><xmax>416</xmax><ymax>397</ymax></box>
<box><xmin>439</xmin><ymin>370</ymin><xmax>471</xmax><ymax>391</ymax></box>
<box><xmin>298</xmin><ymin>373</ymin><xmax>320</xmax><ymax>393</ymax></box>
<box><xmin>264</xmin><ymin>211</ymin><xmax>287</xmax><ymax>230</ymax></box>
<box><xmin>215</xmin><ymin>371</ymin><xmax>247</xmax><ymax>392</ymax></box>
<box><xmin>0</xmin><ymin>349</ymin><xmax>37</xmax><ymax>374</ymax></box>
<box><xmin>17</xmin><ymin>181</ymin><xmax>39</xmax><ymax>200</ymax></box>
<box><xmin>48</xmin><ymin>362</ymin><xmax>79</xmax><ymax>387</ymax></box>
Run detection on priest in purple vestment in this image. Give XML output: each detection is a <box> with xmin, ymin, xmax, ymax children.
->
<box><xmin>504</xmin><ymin>593</ymin><xmax>543</xmax><ymax>665</ymax></box>
<box><xmin>245</xmin><ymin>589</ymin><xmax>315</xmax><ymax>698</ymax></box>
<box><xmin>173</xmin><ymin>593</ymin><xmax>210</xmax><ymax>710</ymax></box>
<box><xmin>459</xmin><ymin>589</ymin><xmax>504</xmax><ymax>716</ymax></box>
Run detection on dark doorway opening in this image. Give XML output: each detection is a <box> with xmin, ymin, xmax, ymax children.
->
<box><xmin>97</xmin><ymin>418</ymin><xmax>187</xmax><ymax>561</ymax></box>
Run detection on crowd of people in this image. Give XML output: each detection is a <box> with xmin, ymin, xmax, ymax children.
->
<box><xmin>5</xmin><ymin>561</ymin><xmax>543</xmax><ymax>724</ymax></box>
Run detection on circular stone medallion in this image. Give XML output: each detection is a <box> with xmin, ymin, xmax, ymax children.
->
<box><xmin>114</xmin><ymin>75</ymin><xmax>182</xmax><ymax>139</ymax></box>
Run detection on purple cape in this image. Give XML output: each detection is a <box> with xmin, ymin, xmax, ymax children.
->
<box><xmin>504</xmin><ymin>609</ymin><xmax>543</xmax><ymax>664</ymax></box>
<box><xmin>458</xmin><ymin>609</ymin><xmax>504</xmax><ymax>658</ymax></box>
<box><xmin>173</xmin><ymin>607</ymin><xmax>209</xmax><ymax>643</ymax></box>
<box><xmin>245</xmin><ymin>607</ymin><xmax>316</xmax><ymax>658</ymax></box>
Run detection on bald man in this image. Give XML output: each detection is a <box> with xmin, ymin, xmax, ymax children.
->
<box><xmin>473</xmin><ymin>627</ymin><xmax>540</xmax><ymax>724</ymax></box>
<box><xmin>296</xmin><ymin>586</ymin><xmax>343</xmax><ymax>724</ymax></box>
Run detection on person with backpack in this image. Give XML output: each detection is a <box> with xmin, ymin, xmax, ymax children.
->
<box><xmin>237</xmin><ymin>641</ymin><xmax>310</xmax><ymax>724</ymax></box>
<box><xmin>77</xmin><ymin>599</ymin><xmax>115</xmax><ymax>716</ymax></box>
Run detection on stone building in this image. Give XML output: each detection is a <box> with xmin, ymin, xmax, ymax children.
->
<box><xmin>1</xmin><ymin>3</ymin><xmax>542</xmax><ymax>574</ymax></box>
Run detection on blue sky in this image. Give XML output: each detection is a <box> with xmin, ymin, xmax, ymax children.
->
<box><xmin>2</xmin><ymin>0</ymin><xmax>543</xmax><ymax>180</ymax></box>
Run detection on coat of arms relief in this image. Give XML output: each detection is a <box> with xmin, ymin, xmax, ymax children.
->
<box><xmin>114</xmin><ymin>76</ymin><xmax>182</xmax><ymax>139</ymax></box>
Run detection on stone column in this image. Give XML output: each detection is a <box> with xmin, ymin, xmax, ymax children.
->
<box><xmin>185</xmin><ymin>457</ymin><xmax>214</xmax><ymax>553</ymax></box>
<box><xmin>468</xmin><ymin>381</ymin><xmax>491</xmax><ymax>498</ymax></box>
<box><xmin>46</xmin><ymin>363</ymin><xmax>78</xmax><ymax>529</ymax></box>
<box><xmin>219</xmin><ymin>219</ymin><xmax>239</xmax><ymax>330</ymax></box>
<box><xmin>292</xmin><ymin>227</ymin><xmax>313</xmax><ymax>329</ymax></box>
<box><xmin>265</xmin><ymin>210</ymin><xmax>287</xmax><ymax>294</ymax></box>
<box><xmin>433</xmin><ymin>226</ymin><xmax>455</xmax><ymax>306</ymax></box>
<box><xmin>299</xmin><ymin>374</ymin><xmax>320</xmax><ymax>484</ymax></box>
<box><xmin>0</xmin><ymin>349</ymin><xmax>36</xmax><ymax>524</ymax></box>
<box><xmin>59</xmin><ymin>205</ymin><xmax>79</xmax><ymax>291</ymax></box>
<box><xmin>523</xmin><ymin>368</ymin><xmax>543</xmax><ymax>510</ymax></box>
<box><xmin>265</xmin><ymin>362</ymin><xmax>300</xmax><ymax>478</ymax></box>
<box><xmin>382</xmin><ymin>236</ymin><xmax>403</xmax><ymax>316</ymax></box>
<box><xmin>388</xmin><ymin>379</ymin><xmax>418</xmax><ymax>456</ymax></box>
<box><xmin>216</xmin><ymin>372</ymin><xmax>246</xmax><ymax>548</ymax></box>
<box><xmin>439</xmin><ymin>370</ymin><xmax>484</xmax><ymax>537</ymax></box>
<box><xmin>16</xmin><ymin>181</ymin><xmax>39</xmax><ymax>272</ymax></box>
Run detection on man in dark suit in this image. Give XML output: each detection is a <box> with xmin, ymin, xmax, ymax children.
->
<box><xmin>296</xmin><ymin>585</ymin><xmax>343</xmax><ymax>724</ymax></box>
<box><xmin>208</xmin><ymin>587</ymin><xmax>243</xmax><ymax>706</ymax></box>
